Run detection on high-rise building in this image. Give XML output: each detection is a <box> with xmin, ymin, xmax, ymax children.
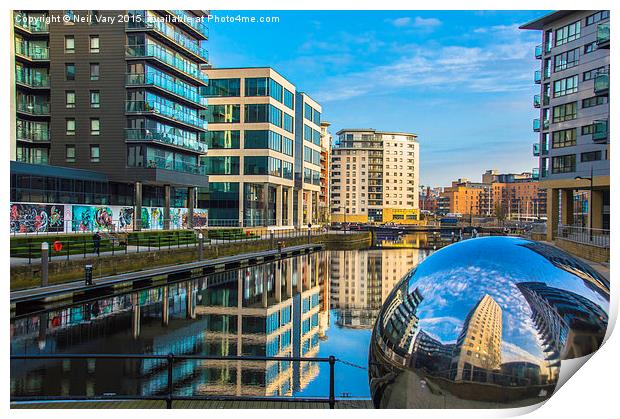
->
<box><xmin>200</xmin><ymin>67</ymin><xmax>323</xmax><ymax>227</ymax></box>
<box><xmin>330</xmin><ymin>129</ymin><xmax>420</xmax><ymax>223</ymax></box>
<box><xmin>521</xmin><ymin>10</ymin><xmax>610</xmax><ymax>240</ymax></box>
<box><xmin>11</xmin><ymin>10</ymin><xmax>210</xmax><ymax>230</ymax></box>
<box><xmin>451</xmin><ymin>295</ymin><xmax>503</xmax><ymax>382</ymax></box>
<box><xmin>318</xmin><ymin>121</ymin><xmax>332</xmax><ymax>223</ymax></box>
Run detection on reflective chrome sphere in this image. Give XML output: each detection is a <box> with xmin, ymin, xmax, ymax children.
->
<box><xmin>369</xmin><ymin>237</ymin><xmax>609</xmax><ymax>408</ymax></box>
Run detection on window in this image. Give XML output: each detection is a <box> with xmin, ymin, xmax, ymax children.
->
<box><xmin>65</xmin><ymin>35</ymin><xmax>75</xmax><ymax>53</ymax></box>
<box><xmin>584</xmin><ymin>42</ymin><xmax>598</xmax><ymax>54</ymax></box>
<box><xmin>304</xmin><ymin>103</ymin><xmax>313</xmax><ymax>121</ymax></box>
<box><xmin>65</xmin><ymin>145</ymin><xmax>76</xmax><ymax>163</ymax></box>
<box><xmin>204</xmin><ymin>130</ymin><xmax>240</xmax><ymax>149</ymax></box>
<box><xmin>282</xmin><ymin>161</ymin><xmax>293</xmax><ymax>179</ymax></box>
<box><xmin>553</xmin><ymin>75</ymin><xmax>578</xmax><ymax>97</ymax></box>
<box><xmin>552</xmin><ymin>128</ymin><xmax>577</xmax><ymax>148</ymax></box>
<box><xmin>586</xmin><ymin>10</ymin><xmax>609</xmax><ymax>26</ymax></box>
<box><xmin>552</xmin><ymin>102</ymin><xmax>577</xmax><ymax>122</ymax></box>
<box><xmin>582</xmin><ymin>96</ymin><xmax>607</xmax><ymax>108</ymax></box>
<box><xmin>244</xmin><ymin>156</ymin><xmax>269</xmax><ymax>175</ymax></box>
<box><xmin>583</xmin><ymin>66</ymin><xmax>606</xmax><ymax>81</ymax></box>
<box><xmin>90</xmin><ymin>119</ymin><xmax>100</xmax><ymax>135</ymax></box>
<box><xmin>204</xmin><ymin>78</ymin><xmax>240</xmax><ymax>97</ymax></box>
<box><xmin>581</xmin><ymin>151</ymin><xmax>602</xmax><ymax>162</ymax></box>
<box><xmin>90</xmin><ymin>63</ymin><xmax>99</xmax><ymax>81</ymax></box>
<box><xmin>554</xmin><ymin>48</ymin><xmax>579</xmax><ymax>71</ymax></box>
<box><xmin>283</xmin><ymin>113</ymin><xmax>293</xmax><ymax>133</ymax></box>
<box><xmin>282</xmin><ymin>136</ymin><xmax>293</xmax><ymax>156</ymax></box>
<box><xmin>555</xmin><ymin>21</ymin><xmax>581</xmax><ymax>46</ymax></box>
<box><xmin>90</xmin><ymin>145</ymin><xmax>100</xmax><ymax>162</ymax></box>
<box><xmin>203</xmin><ymin>156</ymin><xmax>240</xmax><ymax>175</ymax></box>
<box><xmin>65</xmin><ymin>91</ymin><xmax>76</xmax><ymax>108</ymax></box>
<box><xmin>244</xmin><ymin>104</ymin><xmax>268</xmax><ymax>123</ymax></box>
<box><xmin>244</xmin><ymin>130</ymin><xmax>282</xmax><ymax>152</ymax></box>
<box><xmin>90</xmin><ymin>10</ymin><xmax>100</xmax><ymax>24</ymax></box>
<box><xmin>90</xmin><ymin>90</ymin><xmax>100</xmax><ymax>108</ymax></box>
<box><xmin>245</xmin><ymin>78</ymin><xmax>268</xmax><ymax>96</ymax></box>
<box><xmin>552</xmin><ymin>155</ymin><xmax>576</xmax><ymax>173</ymax></box>
<box><xmin>269</xmin><ymin>105</ymin><xmax>282</xmax><ymax>127</ymax></box>
<box><xmin>89</xmin><ymin>35</ymin><xmax>100</xmax><ymax>53</ymax></box>
<box><xmin>283</xmin><ymin>88</ymin><xmax>294</xmax><ymax>109</ymax></box>
<box><xmin>65</xmin><ymin>63</ymin><xmax>75</xmax><ymax>80</ymax></box>
<box><xmin>582</xmin><ymin>125</ymin><xmax>595</xmax><ymax>135</ymax></box>
<box><xmin>66</xmin><ymin>118</ymin><xmax>76</xmax><ymax>135</ymax></box>
<box><xmin>269</xmin><ymin>79</ymin><xmax>283</xmax><ymax>102</ymax></box>
<box><xmin>207</xmin><ymin>104</ymin><xmax>240</xmax><ymax>123</ymax></box>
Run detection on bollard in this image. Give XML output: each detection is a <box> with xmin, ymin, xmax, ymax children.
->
<box><xmin>40</xmin><ymin>242</ymin><xmax>49</xmax><ymax>287</ymax></box>
<box><xmin>198</xmin><ymin>233</ymin><xmax>204</xmax><ymax>261</ymax></box>
<box><xmin>85</xmin><ymin>264</ymin><xmax>94</xmax><ymax>286</ymax></box>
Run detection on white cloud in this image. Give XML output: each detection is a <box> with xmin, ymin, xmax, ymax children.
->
<box><xmin>389</xmin><ymin>16</ymin><xmax>442</xmax><ymax>29</ymax></box>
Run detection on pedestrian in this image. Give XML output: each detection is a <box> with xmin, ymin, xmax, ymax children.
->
<box><xmin>92</xmin><ymin>231</ymin><xmax>101</xmax><ymax>256</ymax></box>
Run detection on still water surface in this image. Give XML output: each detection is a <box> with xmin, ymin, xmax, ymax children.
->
<box><xmin>10</xmin><ymin>235</ymin><xmax>433</xmax><ymax>399</ymax></box>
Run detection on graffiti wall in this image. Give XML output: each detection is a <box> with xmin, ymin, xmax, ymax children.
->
<box><xmin>10</xmin><ymin>204</ymin><xmax>65</xmax><ymax>233</ymax></box>
<box><xmin>193</xmin><ymin>209</ymin><xmax>209</xmax><ymax>228</ymax></box>
<box><xmin>71</xmin><ymin>205</ymin><xmax>114</xmax><ymax>232</ymax></box>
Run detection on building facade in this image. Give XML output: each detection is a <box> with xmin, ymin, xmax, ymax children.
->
<box><xmin>318</xmin><ymin>121</ymin><xmax>332</xmax><ymax>224</ymax></box>
<box><xmin>521</xmin><ymin>10</ymin><xmax>610</xmax><ymax>239</ymax></box>
<box><xmin>330</xmin><ymin>129</ymin><xmax>420</xmax><ymax>224</ymax></box>
<box><xmin>11</xmin><ymin>10</ymin><xmax>210</xmax><ymax>230</ymax></box>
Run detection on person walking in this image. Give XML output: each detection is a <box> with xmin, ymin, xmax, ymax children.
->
<box><xmin>92</xmin><ymin>231</ymin><xmax>102</xmax><ymax>256</ymax></box>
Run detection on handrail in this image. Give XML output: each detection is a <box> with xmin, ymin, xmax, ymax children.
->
<box><xmin>11</xmin><ymin>353</ymin><xmax>337</xmax><ymax>409</ymax></box>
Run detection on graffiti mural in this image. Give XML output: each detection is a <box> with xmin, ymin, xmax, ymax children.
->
<box><xmin>170</xmin><ymin>208</ymin><xmax>187</xmax><ymax>230</ymax></box>
<box><xmin>119</xmin><ymin>207</ymin><xmax>134</xmax><ymax>230</ymax></box>
<box><xmin>193</xmin><ymin>209</ymin><xmax>209</xmax><ymax>228</ymax></box>
<box><xmin>72</xmin><ymin>206</ymin><xmax>114</xmax><ymax>232</ymax></box>
<box><xmin>10</xmin><ymin>204</ymin><xmax>65</xmax><ymax>233</ymax></box>
<box><xmin>140</xmin><ymin>207</ymin><xmax>164</xmax><ymax>230</ymax></box>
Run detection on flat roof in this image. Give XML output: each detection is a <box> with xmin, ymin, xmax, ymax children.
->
<box><xmin>520</xmin><ymin>10</ymin><xmax>581</xmax><ymax>30</ymax></box>
<box><xmin>336</xmin><ymin>128</ymin><xmax>418</xmax><ymax>137</ymax></box>
<box><xmin>10</xmin><ymin>161</ymin><xmax>108</xmax><ymax>182</ymax></box>
<box><xmin>205</xmin><ymin>66</ymin><xmax>294</xmax><ymax>85</ymax></box>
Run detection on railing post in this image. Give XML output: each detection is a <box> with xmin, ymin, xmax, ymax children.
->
<box><xmin>329</xmin><ymin>355</ymin><xmax>335</xmax><ymax>409</ymax></box>
<box><xmin>166</xmin><ymin>352</ymin><xmax>174</xmax><ymax>409</ymax></box>
<box><xmin>40</xmin><ymin>242</ymin><xmax>49</xmax><ymax>287</ymax></box>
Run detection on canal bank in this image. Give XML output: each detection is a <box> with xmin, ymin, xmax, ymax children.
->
<box><xmin>10</xmin><ymin>231</ymin><xmax>372</xmax><ymax>291</ymax></box>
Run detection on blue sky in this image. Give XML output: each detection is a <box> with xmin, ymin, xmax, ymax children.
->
<box><xmin>207</xmin><ymin>10</ymin><xmax>548</xmax><ymax>186</ymax></box>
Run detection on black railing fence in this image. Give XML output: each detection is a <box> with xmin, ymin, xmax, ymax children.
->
<box><xmin>11</xmin><ymin>353</ymin><xmax>337</xmax><ymax>409</ymax></box>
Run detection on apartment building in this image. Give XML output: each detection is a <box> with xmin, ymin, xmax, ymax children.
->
<box><xmin>318</xmin><ymin>121</ymin><xmax>332</xmax><ymax>224</ymax></box>
<box><xmin>330</xmin><ymin>129</ymin><xmax>420</xmax><ymax>224</ymax></box>
<box><xmin>440</xmin><ymin>179</ymin><xmax>489</xmax><ymax>217</ymax></box>
<box><xmin>11</xmin><ymin>10</ymin><xmax>210</xmax><ymax>230</ymax></box>
<box><xmin>521</xmin><ymin>10</ymin><xmax>610</xmax><ymax>239</ymax></box>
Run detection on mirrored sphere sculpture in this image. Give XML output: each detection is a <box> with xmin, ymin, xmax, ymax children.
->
<box><xmin>369</xmin><ymin>236</ymin><xmax>609</xmax><ymax>408</ymax></box>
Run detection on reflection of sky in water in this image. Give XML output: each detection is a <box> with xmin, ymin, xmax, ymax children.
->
<box><xmin>406</xmin><ymin>237</ymin><xmax>608</xmax><ymax>367</ymax></box>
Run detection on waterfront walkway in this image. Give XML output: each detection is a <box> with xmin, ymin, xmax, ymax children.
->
<box><xmin>11</xmin><ymin>399</ymin><xmax>374</xmax><ymax>409</ymax></box>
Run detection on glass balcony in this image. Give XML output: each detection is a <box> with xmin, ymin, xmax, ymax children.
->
<box><xmin>592</xmin><ymin>120</ymin><xmax>608</xmax><ymax>142</ymax></box>
<box><xmin>125</xmin><ymin>44</ymin><xmax>208</xmax><ymax>85</ymax></box>
<box><xmin>594</xmin><ymin>72</ymin><xmax>609</xmax><ymax>96</ymax></box>
<box><xmin>125</xmin><ymin>128</ymin><xmax>208</xmax><ymax>153</ymax></box>
<box><xmin>15</xmin><ymin>40</ymin><xmax>49</xmax><ymax>61</ymax></box>
<box><xmin>126</xmin><ymin>73</ymin><xmax>207</xmax><ymax>107</ymax></box>
<box><xmin>16</xmin><ymin>126</ymin><xmax>50</xmax><ymax>142</ymax></box>
<box><xmin>13</xmin><ymin>12</ymin><xmax>49</xmax><ymax>33</ymax></box>
<box><xmin>534</xmin><ymin>70</ymin><xmax>541</xmax><ymax>84</ymax></box>
<box><xmin>16</xmin><ymin>101</ymin><xmax>50</xmax><ymax>115</ymax></box>
<box><xmin>133</xmin><ymin>155</ymin><xmax>207</xmax><ymax>176</ymax></box>
<box><xmin>125</xmin><ymin>100</ymin><xmax>207</xmax><ymax>130</ymax></box>
<box><xmin>127</xmin><ymin>19</ymin><xmax>209</xmax><ymax>62</ymax></box>
<box><xmin>168</xmin><ymin>10</ymin><xmax>209</xmax><ymax>39</ymax></box>
<box><xmin>533</xmin><ymin>119</ymin><xmax>540</xmax><ymax>132</ymax></box>
<box><xmin>596</xmin><ymin>23</ymin><xmax>609</xmax><ymax>48</ymax></box>
<box><xmin>533</xmin><ymin>94</ymin><xmax>541</xmax><ymax>108</ymax></box>
<box><xmin>532</xmin><ymin>168</ymin><xmax>540</xmax><ymax>180</ymax></box>
<box><xmin>15</xmin><ymin>69</ymin><xmax>50</xmax><ymax>88</ymax></box>
<box><xmin>535</xmin><ymin>44</ymin><xmax>542</xmax><ymax>59</ymax></box>
<box><xmin>533</xmin><ymin>143</ymin><xmax>540</xmax><ymax>156</ymax></box>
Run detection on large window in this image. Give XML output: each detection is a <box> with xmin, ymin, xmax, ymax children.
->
<box><xmin>283</xmin><ymin>89</ymin><xmax>294</xmax><ymax>109</ymax></box>
<box><xmin>581</xmin><ymin>151</ymin><xmax>602</xmax><ymax>162</ymax></box>
<box><xmin>552</xmin><ymin>102</ymin><xmax>577</xmax><ymax>123</ymax></box>
<box><xmin>245</xmin><ymin>103</ymin><xmax>268</xmax><ymax>123</ymax></box>
<box><xmin>582</xmin><ymin>96</ymin><xmax>607</xmax><ymax>108</ymax></box>
<box><xmin>552</xmin><ymin>155</ymin><xmax>576</xmax><ymax>174</ymax></box>
<box><xmin>283</xmin><ymin>113</ymin><xmax>294</xmax><ymax>133</ymax></box>
<box><xmin>245</xmin><ymin>77</ymin><xmax>268</xmax><ymax>96</ymax></box>
<box><xmin>203</xmin><ymin>156</ymin><xmax>240</xmax><ymax>175</ymax></box>
<box><xmin>586</xmin><ymin>10</ymin><xmax>609</xmax><ymax>26</ymax></box>
<box><xmin>268</xmin><ymin>157</ymin><xmax>281</xmax><ymax>177</ymax></box>
<box><xmin>282</xmin><ymin>161</ymin><xmax>293</xmax><ymax>179</ymax></box>
<box><xmin>204</xmin><ymin>78</ymin><xmax>240</xmax><ymax>97</ymax></box>
<box><xmin>552</xmin><ymin>128</ymin><xmax>577</xmax><ymax>148</ymax></box>
<box><xmin>206</xmin><ymin>104</ymin><xmax>240</xmax><ymax>123</ymax></box>
<box><xmin>269</xmin><ymin>79</ymin><xmax>283</xmax><ymax>102</ymax></box>
<box><xmin>65</xmin><ymin>63</ymin><xmax>75</xmax><ymax>80</ymax></box>
<box><xmin>269</xmin><ymin>105</ymin><xmax>282</xmax><ymax>128</ymax></box>
<box><xmin>204</xmin><ymin>130</ymin><xmax>240</xmax><ymax>149</ymax></box>
<box><xmin>553</xmin><ymin>75</ymin><xmax>578</xmax><ymax>97</ymax></box>
<box><xmin>554</xmin><ymin>48</ymin><xmax>579</xmax><ymax>72</ymax></box>
<box><xmin>282</xmin><ymin>136</ymin><xmax>293</xmax><ymax>156</ymax></box>
<box><xmin>583</xmin><ymin>66</ymin><xmax>606</xmax><ymax>81</ymax></box>
<box><xmin>244</xmin><ymin>156</ymin><xmax>270</xmax><ymax>175</ymax></box>
<box><xmin>244</xmin><ymin>130</ymin><xmax>282</xmax><ymax>152</ymax></box>
<box><xmin>555</xmin><ymin>21</ymin><xmax>581</xmax><ymax>46</ymax></box>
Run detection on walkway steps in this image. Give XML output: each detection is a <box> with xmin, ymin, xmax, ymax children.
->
<box><xmin>11</xmin><ymin>243</ymin><xmax>323</xmax><ymax>311</ymax></box>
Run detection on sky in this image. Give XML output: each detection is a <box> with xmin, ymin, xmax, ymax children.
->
<box><xmin>207</xmin><ymin>10</ymin><xmax>549</xmax><ymax>187</ymax></box>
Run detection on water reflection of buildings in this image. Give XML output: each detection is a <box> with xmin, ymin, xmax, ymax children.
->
<box><xmin>329</xmin><ymin>249</ymin><xmax>422</xmax><ymax>329</ymax></box>
<box><xmin>451</xmin><ymin>295</ymin><xmax>502</xmax><ymax>382</ymax></box>
<box><xmin>10</xmin><ymin>252</ymin><xmax>330</xmax><ymax>399</ymax></box>
<box><xmin>517</xmin><ymin>282</ymin><xmax>608</xmax><ymax>360</ymax></box>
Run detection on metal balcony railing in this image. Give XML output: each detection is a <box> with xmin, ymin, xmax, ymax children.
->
<box><xmin>15</xmin><ymin>40</ymin><xmax>49</xmax><ymax>60</ymax></box>
<box><xmin>592</xmin><ymin>120</ymin><xmax>608</xmax><ymax>142</ymax></box>
<box><xmin>594</xmin><ymin>72</ymin><xmax>609</xmax><ymax>96</ymax></box>
<box><xmin>127</xmin><ymin>19</ymin><xmax>209</xmax><ymax>62</ymax></box>
<box><xmin>557</xmin><ymin>225</ymin><xmax>610</xmax><ymax>248</ymax></box>
<box><xmin>535</xmin><ymin>44</ymin><xmax>542</xmax><ymax>59</ymax></box>
<box><xmin>125</xmin><ymin>128</ymin><xmax>208</xmax><ymax>153</ymax></box>
<box><xmin>596</xmin><ymin>23</ymin><xmax>609</xmax><ymax>47</ymax></box>
<box><xmin>126</xmin><ymin>73</ymin><xmax>207</xmax><ymax>107</ymax></box>
<box><xmin>125</xmin><ymin>44</ymin><xmax>208</xmax><ymax>84</ymax></box>
<box><xmin>533</xmin><ymin>143</ymin><xmax>540</xmax><ymax>156</ymax></box>
<box><xmin>13</xmin><ymin>12</ymin><xmax>49</xmax><ymax>32</ymax></box>
<box><xmin>125</xmin><ymin>100</ymin><xmax>206</xmax><ymax>130</ymax></box>
<box><xmin>534</xmin><ymin>70</ymin><xmax>541</xmax><ymax>84</ymax></box>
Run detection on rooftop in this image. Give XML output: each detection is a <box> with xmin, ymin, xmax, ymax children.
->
<box><xmin>519</xmin><ymin>10</ymin><xmax>580</xmax><ymax>30</ymax></box>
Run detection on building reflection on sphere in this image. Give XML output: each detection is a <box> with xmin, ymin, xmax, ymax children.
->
<box><xmin>368</xmin><ymin>236</ymin><xmax>609</xmax><ymax>409</ymax></box>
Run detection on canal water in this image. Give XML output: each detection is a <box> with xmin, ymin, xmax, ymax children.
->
<box><xmin>10</xmin><ymin>233</ymin><xmax>434</xmax><ymax>400</ymax></box>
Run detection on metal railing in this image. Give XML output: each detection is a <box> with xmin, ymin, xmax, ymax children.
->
<box><xmin>557</xmin><ymin>225</ymin><xmax>610</xmax><ymax>248</ymax></box>
<box><xmin>11</xmin><ymin>353</ymin><xmax>336</xmax><ymax>409</ymax></box>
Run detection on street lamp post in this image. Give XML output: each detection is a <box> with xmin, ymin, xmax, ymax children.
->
<box><xmin>575</xmin><ymin>166</ymin><xmax>594</xmax><ymax>242</ymax></box>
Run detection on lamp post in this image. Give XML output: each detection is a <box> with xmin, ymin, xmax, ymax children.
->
<box><xmin>575</xmin><ymin>166</ymin><xmax>594</xmax><ymax>242</ymax></box>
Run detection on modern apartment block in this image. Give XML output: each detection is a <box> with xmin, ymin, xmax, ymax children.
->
<box><xmin>318</xmin><ymin>121</ymin><xmax>332</xmax><ymax>224</ymax></box>
<box><xmin>11</xmin><ymin>10</ymin><xmax>210</xmax><ymax>230</ymax></box>
<box><xmin>201</xmin><ymin>67</ymin><xmax>324</xmax><ymax>227</ymax></box>
<box><xmin>521</xmin><ymin>10</ymin><xmax>610</xmax><ymax>239</ymax></box>
<box><xmin>330</xmin><ymin>129</ymin><xmax>420</xmax><ymax>224</ymax></box>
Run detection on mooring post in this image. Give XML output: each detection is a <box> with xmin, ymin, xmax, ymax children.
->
<box><xmin>40</xmin><ymin>242</ymin><xmax>49</xmax><ymax>287</ymax></box>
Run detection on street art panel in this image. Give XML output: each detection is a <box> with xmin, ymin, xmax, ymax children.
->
<box><xmin>192</xmin><ymin>209</ymin><xmax>209</xmax><ymax>228</ymax></box>
<box><xmin>10</xmin><ymin>204</ymin><xmax>65</xmax><ymax>233</ymax></box>
<box><xmin>71</xmin><ymin>205</ymin><xmax>114</xmax><ymax>232</ymax></box>
<box><xmin>140</xmin><ymin>207</ymin><xmax>164</xmax><ymax>230</ymax></box>
<box><xmin>118</xmin><ymin>207</ymin><xmax>134</xmax><ymax>231</ymax></box>
<box><xmin>170</xmin><ymin>208</ymin><xmax>188</xmax><ymax>229</ymax></box>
